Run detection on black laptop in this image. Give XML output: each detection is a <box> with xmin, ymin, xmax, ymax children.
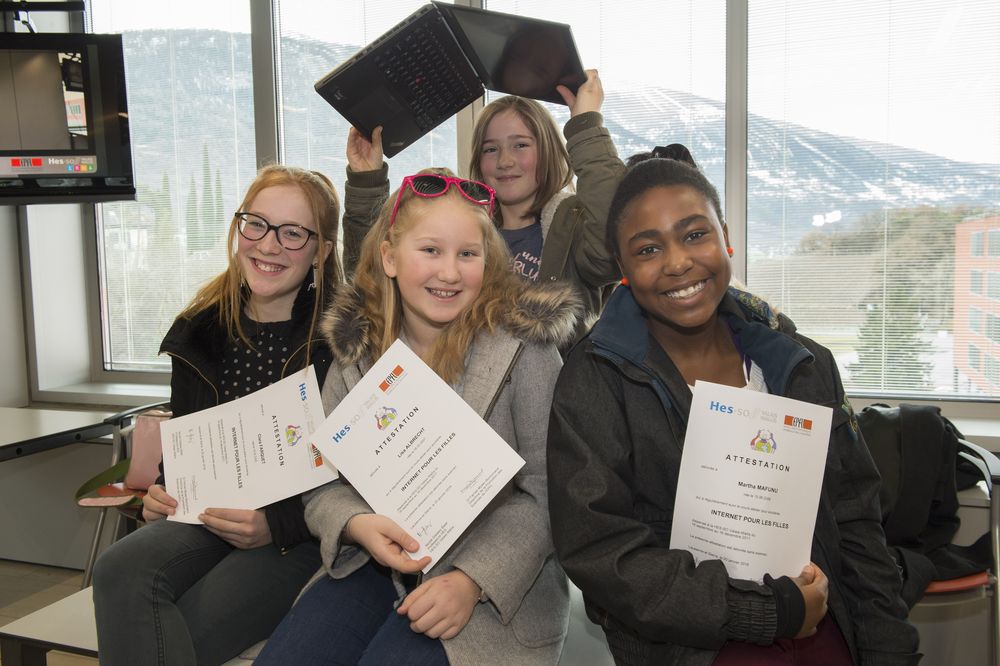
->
<box><xmin>314</xmin><ymin>2</ymin><xmax>586</xmax><ymax>158</ymax></box>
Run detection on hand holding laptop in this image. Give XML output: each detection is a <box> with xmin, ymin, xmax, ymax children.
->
<box><xmin>347</xmin><ymin>126</ymin><xmax>384</xmax><ymax>172</ymax></box>
<box><xmin>558</xmin><ymin>69</ymin><xmax>604</xmax><ymax>117</ymax></box>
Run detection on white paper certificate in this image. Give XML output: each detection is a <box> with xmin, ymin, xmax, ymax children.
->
<box><xmin>669</xmin><ymin>381</ymin><xmax>832</xmax><ymax>582</ymax></box>
<box><xmin>162</xmin><ymin>366</ymin><xmax>337</xmax><ymax>523</ymax></box>
<box><xmin>312</xmin><ymin>339</ymin><xmax>526</xmax><ymax>572</ymax></box>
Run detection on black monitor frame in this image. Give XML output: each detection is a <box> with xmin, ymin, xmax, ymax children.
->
<box><xmin>0</xmin><ymin>32</ymin><xmax>135</xmax><ymax>206</ymax></box>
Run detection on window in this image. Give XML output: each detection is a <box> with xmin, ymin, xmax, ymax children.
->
<box><xmin>987</xmin><ymin>356</ymin><xmax>1000</xmax><ymax>386</ymax></box>
<box><xmin>84</xmin><ymin>0</ymin><xmax>999</xmax><ymax>405</ymax></box>
<box><xmin>989</xmin><ymin>314</ymin><xmax>1000</xmax><ymax>344</ymax></box>
<box><xmin>484</xmin><ymin>0</ymin><xmax>727</xmax><ymax>204</ymax></box>
<box><xmin>972</xmin><ymin>270</ymin><xmax>984</xmax><ymax>295</ymax></box>
<box><xmin>990</xmin><ymin>272</ymin><xmax>1000</xmax><ymax>300</ymax></box>
<box><xmin>746</xmin><ymin>0</ymin><xmax>1000</xmax><ymax>398</ymax></box>
<box><xmin>970</xmin><ymin>307</ymin><xmax>983</xmax><ymax>333</ymax></box>
<box><xmin>275</xmin><ymin>1</ymin><xmax>458</xmax><ymax>189</ymax></box>
<box><xmin>969</xmin><ymin>344</ymin><xmax>981</xmax><ymax>370</ymax></box>
<box><xmin>90</xmin><ymin>0</ymin><xmax>256</xmax><ymax>372</ymax></box>
<box><xmin>971</xmin><ymin>231</ymin><xmax>984</xmax><ymax>256</ymax></box>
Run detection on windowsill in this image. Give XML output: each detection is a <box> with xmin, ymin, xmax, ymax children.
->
<box><xmin>851</xmin><ymin>395</ymin><xmax>1000</xmax><ymax>452</ymax></box>
<box><xmin>33</xmin><ymin>381</ymin><xmax>170</xmax><ymax>410</ymax></box>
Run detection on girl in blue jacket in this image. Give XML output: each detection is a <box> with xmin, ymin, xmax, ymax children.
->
<box><xmin>546</xmin><ymin>156</ymin><xmax>919</xmax><ymax>665</ymax></box>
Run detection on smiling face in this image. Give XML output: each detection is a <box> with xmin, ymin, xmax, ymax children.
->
<box><xmin>478</xmin><ymin>109</ymin><xmax>540</xmax><ymax>226</ymax></box>
<box><xmin>237</xmin><ymin>184</ymin><xmax>326</xmax><ymax>321</ymax></box>
<box><xmin>616</xmin><ymin>184</ymin><xmax>732</xmax><ymax>345</ymax></box>
<box><xmin>380</xmin><ymin>195</ymin><xmax>487</xmax><ymax>345</ymax></box>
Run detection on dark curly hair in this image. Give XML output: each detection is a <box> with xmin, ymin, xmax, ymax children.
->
<box><xmin>605</xmin><ymin>156</ymin><xmax>724</xmax><ymax>258</ymax></box>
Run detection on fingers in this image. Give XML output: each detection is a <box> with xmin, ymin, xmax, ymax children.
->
<box><xmin>346</xmin><ymin>126</ymin><xmax>384</xmax><ymax>172</ymax></box>
<box><xmin>555</xmin><ymin>84</ymin><xmax>576</xmax><ymax>107</ymax></box>
<box><xmin>141</xmin><ymin>484</ymin><xmax>176</xmax><ymax>521</ymax></box>
<box><xmin>567</xmin><ymin>69</ymin><xmax>603</xmax><ymax>116</ymax></box>
<box><xmin>199</xmin><ymin>508</ymin><xmax>271</xmax><ymax>549</ymax></box>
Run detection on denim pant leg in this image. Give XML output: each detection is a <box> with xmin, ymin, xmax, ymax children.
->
<box><xmin>254</xmin><ymin>561</ymin><xmax>400</xmax><ymax>666</ymax></box>
<box><xmin>359</xmin><ymin>610</ymin><xmax>449</xmax><ymax>666</ymax></box>
<box><xmin>93</xmin><ymin>519</ymin><xmax>232</xmax><ymax>666</ymax></box>
<box><xmin>177</xmin><ymin>538</ymin><xmax>320</xmax><ymax>666</ymax></box>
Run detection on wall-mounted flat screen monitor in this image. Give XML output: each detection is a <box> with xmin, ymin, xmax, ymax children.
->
<box><xmin>0</xmin><ymin>32</ymin><xmax>135</xmax><ymax>206</ymax></box>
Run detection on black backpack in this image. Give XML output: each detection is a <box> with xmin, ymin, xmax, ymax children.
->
<box><xmin>857</xmin><ymin>403</ymin><xmax>991</xmax><ymax>608</ymax></box>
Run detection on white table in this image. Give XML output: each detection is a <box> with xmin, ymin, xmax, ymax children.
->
<box><xmin>0</xmin><ymin>407</ymin><xmax>114</xmax><ymax>462</ymax></box>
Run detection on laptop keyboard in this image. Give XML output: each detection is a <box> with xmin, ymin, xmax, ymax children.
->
<box><xmin>375</xmin><ymin>25</ymin><xmax>481</xmax><ymax>131</ymax></box>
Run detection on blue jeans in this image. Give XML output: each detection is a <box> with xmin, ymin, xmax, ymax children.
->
<box><xmin>254</xmin><ymin>561</ymin><xmax>450</xmax><ymax>666</ymax></box>
<box><xmin>92</xmin><ymin>518</ymin><xmax>320</xmax><ymax>666</ymax></box>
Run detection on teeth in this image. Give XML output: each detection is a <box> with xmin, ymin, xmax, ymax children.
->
<box><xmin>428</xmin><ymin>289</ymin><xmax>458</xmax><ymax>298</ymax></box>
<box><xmin>666</xmin><ymin>281</ymin><xmax>707</xmax><ymax>299</ymax></box>
<box><xmin>254</xmin><ymin>259</ymin><xmax>284</xmax><ymax>273</ymax></box>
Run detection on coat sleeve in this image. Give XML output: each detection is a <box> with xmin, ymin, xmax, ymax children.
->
<box><xmin>342</xmin><ymin>163</ymin><xmax>389</xmax><ymax>278</ymax></box>
<box><xmin>300</xmin><ymin>361</ymin><xmax>378</xmax><ymax>576</ymax></box>
<box><xmin>547</xmin><ymin>347</ymin><xmax>781</xmax><ymax>648</ymax></box>
<box><xmin>447</xmin><ymin>342</ymin><xmax>562</xmax><ymax>624</ymax></box>
<box><xmin>821</xmin><ymin>357</ymin><xmax>920</xmax><ymax>665</ymax></box>
<box><xmin>562</xmin><ymin>111</ymin><xmax>626</xmax><ymax>289</ymax></box>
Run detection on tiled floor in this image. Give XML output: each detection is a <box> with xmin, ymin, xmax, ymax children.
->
<box><xmin>0</xmin><ymin>559</ymin><xmax>98</xmax><ymax>665</ymax></box>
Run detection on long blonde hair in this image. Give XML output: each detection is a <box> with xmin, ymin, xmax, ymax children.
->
<box><xmin>468</xmin><ymin>96</ymin><xmax>573</xmax><ymax>223</ymax></box>
<box><xmin>178</xmin><ymin>165</ymin><xmax>342</xmax><ymax>362</ymax></box>
<box><xmin>352</xmin><ymin>169</ymin><xmax>525</xmax><ymax>382</ymax></box>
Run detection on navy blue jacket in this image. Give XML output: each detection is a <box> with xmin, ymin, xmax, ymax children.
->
<box><xmin>547</xmin><ymin>286</ymin><xmax>919</xmax><ymax>665</ymax></box>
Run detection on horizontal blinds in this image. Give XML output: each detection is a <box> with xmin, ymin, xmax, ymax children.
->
<box><xmin>746</xmin><ymin>0</ymin><xmax>1000</xmax><ymax>398</ymax></box>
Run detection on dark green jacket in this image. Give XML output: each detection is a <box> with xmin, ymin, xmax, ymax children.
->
<box><xmin>340</xmin><ymin>111</ymin><xmax>626</xmax><ymax>345</ymax></box>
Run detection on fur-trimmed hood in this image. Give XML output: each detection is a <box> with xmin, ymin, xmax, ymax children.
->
<box><xmin>320</xmin><ymin>280</ymin><xmax>582</xmax><ymax>366</ymax></box>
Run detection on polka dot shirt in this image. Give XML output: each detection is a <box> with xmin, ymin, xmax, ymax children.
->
<box><xmin>221</xmin><ymin>317</ymin><xmax>295</xmax><ymax>399</ymax></box>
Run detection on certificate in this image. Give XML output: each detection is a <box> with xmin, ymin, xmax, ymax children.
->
<box><xmin>162</xmin><ymin>366</ymin><xmax>337</xmax><ymax>523</ymax></box>
<box><xmin>669</xmin><ymin>381</ymin><xmax>832</xmax><ymax>582</ymax></box>
<box><xmin>312</xmin><ymin>339</ymin><xmax>525</xmax><ymax>572</ymax></box>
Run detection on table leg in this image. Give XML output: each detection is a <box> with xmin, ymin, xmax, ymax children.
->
<box><xmin>0</xmin><ymin>637</ymin><xmax>49</xmax><ymax>666</ymax></box>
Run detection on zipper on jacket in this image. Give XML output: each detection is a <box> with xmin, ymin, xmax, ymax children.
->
<box><xmin>483</xmin><ymin>343</ymin><xmax>525</xmax><ymax>421</ymax></box>
<box><xmin>164</xmin><ymin>351</ymin><xmax>220</xmax><ymax>405</ymax></box>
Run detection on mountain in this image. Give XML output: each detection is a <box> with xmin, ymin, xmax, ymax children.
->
<box><xmin>119</xmin><ymin>29</ymin><xmax>999</xmax><ymax>252</ymax></box>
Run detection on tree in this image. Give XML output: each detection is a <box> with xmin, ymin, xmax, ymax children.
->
<box><xmin>848</xmin><ymin>283</ymin><xmax>931</xmax><ymax>391</ymax></box>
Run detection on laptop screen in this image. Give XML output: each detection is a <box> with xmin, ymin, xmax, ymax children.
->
<box><xmin>437</xmin><ymin>4</ymin><xmax>586</xmax><ymax>105</ymax></box>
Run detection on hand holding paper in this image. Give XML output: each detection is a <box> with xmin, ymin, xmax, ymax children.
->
<box><xmin>346</xmin><ymin>513</ymin><xmax>430</xmax><ymax>573</ymax></box>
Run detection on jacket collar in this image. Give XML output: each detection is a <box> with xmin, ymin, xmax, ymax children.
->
<box><xmin>320</xmin><ymin>280</ymin><xmax>581</xmax><ymax>367</ymax></box>
<box><xmin>539</xmin><ymin>190</ymin><xmax>572</xmax><ymax>242</ymax></box>
<box><xmin>588</xmin><ymin>285</ymin><xmax>813</xmax><ymax>397</ymax></box>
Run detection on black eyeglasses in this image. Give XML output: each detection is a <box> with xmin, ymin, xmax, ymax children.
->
<box><xmin>235</xmin><ymin>212</ymin><xmax>318</xmax><ymax>250</ymax></box>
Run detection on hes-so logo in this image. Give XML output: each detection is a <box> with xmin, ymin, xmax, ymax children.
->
<box><xmin>375</xmin><ymin>406</ymin><xmax>398</xmax><ymax>431</ymax></box>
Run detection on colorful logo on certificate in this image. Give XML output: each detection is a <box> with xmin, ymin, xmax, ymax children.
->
<box><xmin>375</xmin><ymin>406</ymin><xmax>398</xmax><ymax>430</ymax></box>
<box><xmin>750</xmin><ymin>428</ymin><xmax>777</xmax><ymax>454</ymax></box>
<box><xmin>379</xmin><ymin>365</ymin><xmax>405</xmax><ymax>392</ymax></box>
<box><xmin>783</xmin><ymin>414</ymin><xmax>813</xmax><ymax>431</ymax></box>
<box><xmin>285</xmin><ymin>424</ymin><xmax>303</xmax><ymax>447</ymax></box>
<box><xmin>310</xmin><ymin>444</ymin><xmax>324</xmax><ymax>468</ymax></box>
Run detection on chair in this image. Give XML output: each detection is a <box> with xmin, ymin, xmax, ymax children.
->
<box><xmin>906</xmin><ymin>437</ymin><xmax>1000</xmax><ymax>665</ymax></box>
<box><xmin>75</xmin><ymin>401</ymin><xmax>170</xmax><ymax>588</ymax></box>
<box><xmin>858</xmin><ymin>403</ymin><xmax>1000</xmax><ymax>665</ymax></box>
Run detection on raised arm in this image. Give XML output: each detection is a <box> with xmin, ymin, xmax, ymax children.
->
<box><xmin>559</xmin><ymin>70</ymin><xmax>626</xmax><ymax>289</ymax></box>
<box><xmin>342</xmin><ymin>127</ymin><xmax>389</xmax><ymax>277</ymax></box>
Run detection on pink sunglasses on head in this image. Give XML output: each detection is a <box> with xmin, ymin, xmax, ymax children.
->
<box><xmin>389</xmin><ymin>174</ymin><xmax>496</xmax><ymax>226</ymax></box>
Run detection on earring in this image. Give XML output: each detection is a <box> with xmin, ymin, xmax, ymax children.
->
<box><xmin>620</xmin><ymin>277</ymin><xmax>630</xmax><ymax>286</ymax></box>
<box><xmin>727</xmin><ymin>246</ymin><xmax>735</xmax><ymax>257</ymax></box>
<box><xmin>309</xmin><ymin>264</ymin><xmax>318</xmax><ymax>290</ymax></box>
